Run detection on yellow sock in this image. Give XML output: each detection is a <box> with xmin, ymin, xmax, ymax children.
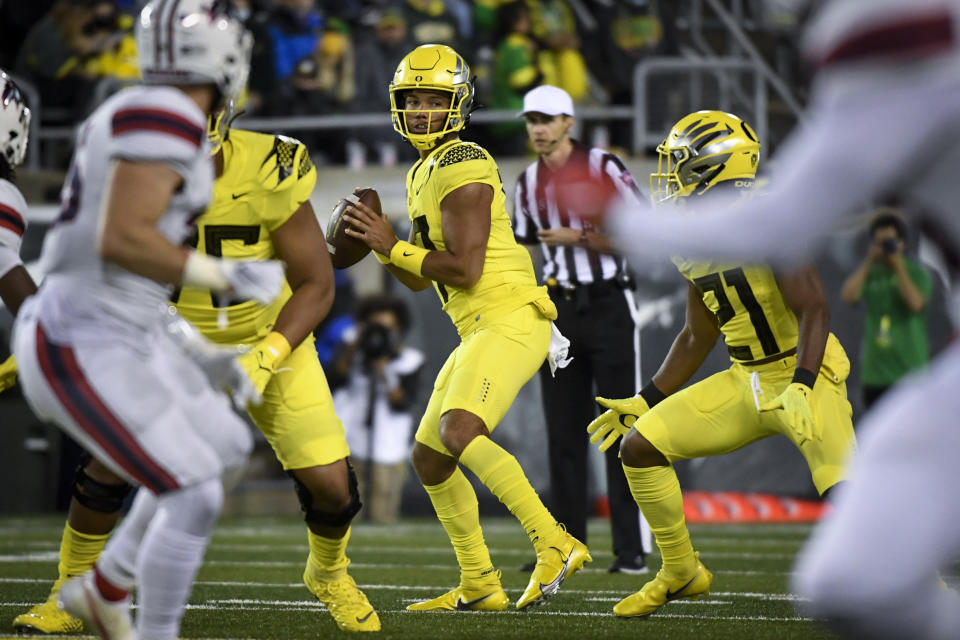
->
<box><xmin>306</xmin><ymin>527</ymin><xmax>350</xmax><ymax>582</ymax></box>
<box><xmin>423</xmin><ymin>467</ymin><xmax>496</xmax><ymax>584</ymax></box>
<box><xmin>55</xmin><ymin>522</ymin><xmax>109</xmax><ymax>596</ymax></box>
<box><xmin>460</xmin><ymin>437</ymin><xmax>560</xmax><ymax>553</ymax></box>
<box><xmin>622</xmin><ymin>464</ymin><xmax>696</xmax><ymax>577</ymax></box>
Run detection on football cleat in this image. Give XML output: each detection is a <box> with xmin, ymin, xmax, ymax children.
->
<box><xmin>516</xmin><ymin>531</ymin><xmax>592</xmax><ymax>609</ymax></box>
<box><xmin>406</xmin><ymin>571</ymin><xmax>510</xmax><ymax>612</ymax></box>
<box><xmin>58</xmin><ymin>572</ymin><xmax>134</xmax><ymax>640</ymax></box>
<box><xmin>303</xmin><ymin>570</ymin><xmax>380</xmax><ymax>632</ymax></box>
<box><xmin>613</xmin><ymin>552</ymin><xmax>713</xmax><ymax>617</ymax></box>
<box><xmin>12</xmin><ymin>587</ymin><xmax>84</xmax><ymax>634</ymax></box>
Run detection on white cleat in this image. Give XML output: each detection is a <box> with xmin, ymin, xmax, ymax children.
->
<box><xmin>59</xmin><ymin>572</ymin><xmax>135</xmax><ymax>640</ymax></box>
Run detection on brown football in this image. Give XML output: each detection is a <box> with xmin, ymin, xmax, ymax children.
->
<box><xmin>325</xmin><ymin>188</ymin><xmax>380</xmax><ymax>269</ymax></box>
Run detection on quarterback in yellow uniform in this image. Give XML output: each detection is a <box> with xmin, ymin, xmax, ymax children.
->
<box><xmin>13</xmin><ymin>113</ymin><xmax>380</xmax><ymax>633</ymax></box>
<box><xmin>586</xmin><ymin>111</ymin><xmax>857</xmax><ymax>618</ymax></box>
<box><xmin>343</xmin><ymin>44</ymin><xmax>591</xmax><ymax>611</ymax></box>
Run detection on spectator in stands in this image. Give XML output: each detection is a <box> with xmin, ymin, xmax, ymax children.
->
<box><xmin>529</xmin><ymin>0</ymin><xmax>588</xmax><ymax>102</ymax></box>
<box><xmin>330</xmin><ymin>295</ymin><xmax>425</xmax><ymax>524</ymax></box>
<box><xmin>488</xmin><ymin>1</ymin><xmax>542</xmax><ymax>154</ymax></box>
<box><xmin>14</xmin><ymin>0</ymin><xmax>139</xmax><ymax>122</ymax></box>
<box><xmin>348</xmin><ymin>7</ymin><xmax>416</xmax><ymax>168</ymax></box>
<box><xmin>585</xmin><ymin>0</ymin><xmax>678</xmax><ymax>151</ymax></box>
<box><xmin>402</xmin><ymin>0</ymin><xmax>462</xmax><ymax>50</ymax></box>
<box><xmin>248</xmin><ymin>0</ymin><xmax>324</xmax><ymax>115</ymax></box>
<box><xmin>841</xmin><ymin>210</ymin><xmax>933</xmax><ymax>410</ymax></box>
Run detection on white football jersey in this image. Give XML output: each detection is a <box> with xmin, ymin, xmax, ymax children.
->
<box><xmin>37</xmin><ymin>85</ymin><xmax>212</xmax><ymax>332</ymax></box>
<box><xmin>0</xmin><ymin>178</ymin><xmax>27</xmax><ymax>280</ymax></box>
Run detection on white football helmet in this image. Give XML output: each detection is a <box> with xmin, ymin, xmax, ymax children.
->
<box><xmin>136</xmin><ymin>0</ymin><xmax>252</xmax><ymax>102</ymax></box>
<box><xmin>0</xmin><ymin>70</ymin><xmax>30</xmax><ymax>168</ymax></box>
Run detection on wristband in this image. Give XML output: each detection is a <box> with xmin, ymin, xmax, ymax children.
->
<box><xmin>182</xmin><ymin>251</ymin><xmax>230</xmax><ymax>292</ymax></box>
<box><xmin>389</xmin><ymin>240</ymin><xmax>429</xmax><ymax>277</ymax></box>
<box><xmin>374</xmin><ymin>251</ymin><xmax>391</xmax><ymax>265</ymax></box>
<box><xmin>258</xmin><ymin>331</ymin><xmax>292</xmax><ymax>369</ymax></box>
<box><xmin>638</xmin><ymin>380</ymin><xmax>667</xmax><ymax>408</ymax></box>
<box><xmin>792</xmin><ymin>367</ymin><xmax>817</xmax><ymax>389</ymax></box>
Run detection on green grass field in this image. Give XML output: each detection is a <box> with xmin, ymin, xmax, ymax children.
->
<box><xmin>0</xmin><ymin>515</ymin><xmax>840</xmax><ymax>639</ymax></box>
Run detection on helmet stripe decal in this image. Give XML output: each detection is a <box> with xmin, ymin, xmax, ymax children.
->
<box><xmin>678</xmin><ymin>118</ymin><xmax>703</xmax><ymax>140</ymax></box>
<box><xmin>152</xmin><ymin>0</ymin><xmax>168</xmax><ymax>68</ymax></box>
<box><xmin>166</xmin><ymin>0</ymin><xmax>182</xmax><ymax>67</ymax></box>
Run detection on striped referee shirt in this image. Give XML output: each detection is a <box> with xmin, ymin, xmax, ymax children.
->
<box><xmin>513</xmin><ymin>142</ymin><xmax>644</xmax><ymax>286</ymax></box>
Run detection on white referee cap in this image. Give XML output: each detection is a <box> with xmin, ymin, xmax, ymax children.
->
<box><xmin>520</xmin><ymin>85</ymin><xmax>575</xmax><ymax>117</ymax></box>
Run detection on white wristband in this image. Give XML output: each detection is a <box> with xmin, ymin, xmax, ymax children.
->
<box><xmin>182</xmin><ymin>252</ymin><xmax>231</xmax><ymax>292</ymax></box>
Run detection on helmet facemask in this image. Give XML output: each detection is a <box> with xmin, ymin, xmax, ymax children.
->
<box><xmin>389</xmin><ymin>45</ymin><xmax>474</xmax><ymax>151</ymax></box>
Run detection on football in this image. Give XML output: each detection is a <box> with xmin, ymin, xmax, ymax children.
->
<box><xmin>325</xmin><ymin>188</ymin><xmax>380</xmax><ymax>269</ymax></box>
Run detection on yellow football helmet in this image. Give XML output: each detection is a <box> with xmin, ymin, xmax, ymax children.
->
<box><xmin>650</xmin><ymin>110</ymin><xmax>760</xmax><ymax>204</ymax></box>
<box><xmin>389</xmin><ymin>44</ymin><xmax>474</xmax><ymax>151</ymax></box>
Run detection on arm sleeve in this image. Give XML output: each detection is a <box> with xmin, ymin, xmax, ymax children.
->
<box><xmin>108</xmin><ymin>94</ymin><xmax>207</xmax><ymax>178</ymax></box>
<box><xmin>0</xmin><ymin>184</ymin><xmax>28</xmax><ymax>279</ymax></box>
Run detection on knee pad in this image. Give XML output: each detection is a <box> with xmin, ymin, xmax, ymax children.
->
<box><xmin>73</xmin><ymin>460</ymin><xmax>133</xmax><ymax>514</ymax></box>
<box><xmin>287</xmin><ymin>461</ymin><xmax>362</xmax><ymax>528</ymax></box>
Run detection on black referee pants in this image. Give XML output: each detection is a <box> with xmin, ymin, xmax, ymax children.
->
<box><xmin>539</xmin><ymin>280</ymin><xmax>645</xmax><ymax>559</ymax></box>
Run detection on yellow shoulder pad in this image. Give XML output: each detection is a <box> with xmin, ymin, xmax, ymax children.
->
<box><xmin>256</xmin><ymin>134</ymin><xmax>315</xmax><ymax>193</ymax></box>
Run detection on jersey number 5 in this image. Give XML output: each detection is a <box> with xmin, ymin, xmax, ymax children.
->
<box><xmin>170</xmin><ymin>224</ymin><xmax>261</xmax><ymax>305</ymax></box>
<box><xmin>693</xmin><ymin>267</ymin><xmax>780</xmax><ymax>358</ymax></box>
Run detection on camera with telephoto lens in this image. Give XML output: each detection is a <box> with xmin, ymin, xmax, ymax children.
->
<box><xmin>881</xmin><ymin>237</ymin><xmax>900</xmax><ymax>255</ymax></box>
<box><xmin>357</xmin><ymin>322</ymin><xmax>399</xmax><ymax>370</ymax></box>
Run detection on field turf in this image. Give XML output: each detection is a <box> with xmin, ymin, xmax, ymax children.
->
<box><xmin>0</xmin><ymin>515</ymin><xmax>841</xmax><ymax>639</ymax></box>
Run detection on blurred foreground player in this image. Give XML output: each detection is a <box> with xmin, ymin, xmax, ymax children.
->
<box><xmin>14</xmin><ymin>80</ymin><xmax>380</xmax><ymax>640</ymax></box>
<box><xmin>586</xmin><ymin>110</ymin><xmax>857</xmax><ymax>618</ymax></box>
<box><xmin>343</xmin><ymin>44</ymin><xmax>591</xmax><ymax>611</ymax></box>
<box><xmin>574</xmin><ymin>1</ymin><xmax>960</xmax><ymax>636</ymax></box>
<box><xmin>11</xmin><ymin>2</ymin><xmax>279</xmax><ymax>639</ymax></box>
<box><xmin>0</xmin><ymin>70</ymin><xmax>39</xmax><ymax>390</ymax></box>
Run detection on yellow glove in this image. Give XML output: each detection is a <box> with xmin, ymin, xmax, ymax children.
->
<box><xmin>760</xmin><ymin>382</ymin><xmax>819</xmax><ymax>442</ymax></box>
<box><xmin>587</xmin><ymin>395</ymin><xmax>651</xmax><ymax>452</ymax></box>
<box><xmin>237</xmin><ymin>331</ymin><xmax>291</xmax><ymax>397</ymax></box>
<box><xmin>0</xmin><ymin>354</ymin><xmax>17</xmax><ymax>394</ymax></box>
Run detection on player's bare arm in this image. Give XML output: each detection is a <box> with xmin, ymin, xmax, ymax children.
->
<box><xmin>427</xmin><ymin>182</ymin><xmax>492</xmax><ymax>288</ymax></box>
<box><xmin>774</xmin><ymin>264</ymin><xmax>829</xmax><ymax>377</ymax></box>
<box><xmin>98</xmin><ymin>160</ymin><xmax>189</xmax><ymax>283</ymax></box>
<box><xmin>269</xmin><ymin>201</ymin><xmax>334</xmax><ymax>347</ymax></box>
<box><xmin>649</xmin><ymin>282</ymin><xmax>722</xmax><ymax>394</ymax></box>
<box><xmin>0</xmin><ymin>265</ymin><xmax>37</xmax><ymax>316</ymax></box>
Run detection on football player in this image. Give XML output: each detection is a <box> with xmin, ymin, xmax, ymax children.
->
<box><xmin>342</xmin><ymin>44</ymin><xmax>591</xmax><ymax>611</ymax></box>
<box><xmin>0</xmin><ymin>70</ymin><xmax>38</xmax><ymax>388</ymax></box>
<box><xmin>585</xmin><ymin>1</ymin><xmax>960</xmax><ymax>636</ymax></box>
<box><xmin>585</xmin><ymin>111</ymin><xmax>857</xmax><ymax>618</ymax></box>
<box><xmin>11</xmin><ymin>1</ymin><xmax>277</xmax><ymax>638</ymax></box>
<box><xmin>13</xmin><ymin>42</ymin><xmax>378</xmax><ymax>640</ymax></box>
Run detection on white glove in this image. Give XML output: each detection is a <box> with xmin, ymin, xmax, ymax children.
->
<box><xmin>161</xmin><ymin>307</ymin><xmax>262</xmax><ymax>410</ymax></box>
<box><xmin>220</xmin><ymin>259</ymin><xmax>285</xmax><ymax>306</ymax></box>
<box><xmin>183</xmin><ymin>253</ymin><xmax>285</xmax><ymax>306</ymax></box>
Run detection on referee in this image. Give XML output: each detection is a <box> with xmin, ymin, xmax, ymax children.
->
<box><xmin>513</xmin><ymin>85</ymin><xmax>651</xmax><ymax>574</ymax></box>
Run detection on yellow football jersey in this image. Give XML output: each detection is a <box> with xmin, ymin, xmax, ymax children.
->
<box><xmin>173</xmin><ymin>129</ymin><xmax>316</xmax><ymax>344</ymax></box>
<box><xmin>673</xmin><ymin>259</ymin><xmax>798</xmax><ymax>362</ymax></box>
<box><xmin>405</xmin><ymin>138</ymin><xmax>555</xmax><ymax>335</ymax></box>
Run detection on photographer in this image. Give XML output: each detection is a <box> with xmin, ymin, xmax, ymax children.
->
<box><xmin>841</xmin><ymin>209</ymin><xmax>932</xmax><ymax>410</ymax></box>
<box><xmin>330</xmin><ymin>295</ymin><xmax>424</xmax><ymax>524</ymax></box>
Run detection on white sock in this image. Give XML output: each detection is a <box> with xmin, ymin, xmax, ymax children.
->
<box><xmin>135</xmin><ymin>478</ymin><xmax>222</xmax><ymax>640</ymax></box>
<box><xmin>96</xmin><ymin>489</ymin><xmax>156</xmax><ymax>591</ymax></box>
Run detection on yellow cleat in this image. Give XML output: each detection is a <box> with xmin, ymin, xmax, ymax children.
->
<box><xmin>407</xmin><ymin>571</ymin><xmax>510</xmax><ymax>612</ymax></box>
<box><xmin>304</xmin><ymin>570</ymin><xmax>380</xmax><ymax>632</ymax></box>
<box><xmin>12</xmin><ymin>597</ymin><xmax>84</xmax><ymax>635</ymax></box>
<box><xmin>613</xmin><ymin>552</ymin><xmax>713</xmax><ymax>617</ymax></box>
<box><xmin>516</xmin><ymin>531</ymin><xmax>592</xmax><ymax>609</ymax></box>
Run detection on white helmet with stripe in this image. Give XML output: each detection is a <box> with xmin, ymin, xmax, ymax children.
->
<box><xmin>0</xmin><ymin>70</ymin><xmax>30</xmax><ymax>168</ymax></box>
<box><xmin>136</xmin><ymin>0</ymin><xmax>252</xmax><ymax>102</ymax></box>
